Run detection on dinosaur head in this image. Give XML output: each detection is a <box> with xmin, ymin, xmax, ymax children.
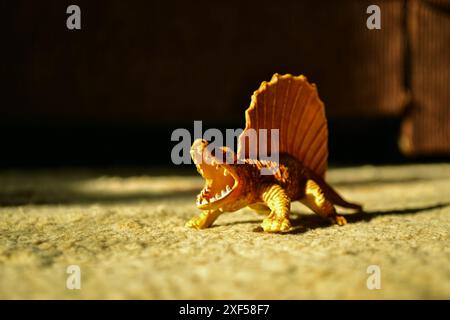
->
<box><xmin>191</xmin><ymin>139</ymin><xmax>245</xmax><ymax>211</ymax></box>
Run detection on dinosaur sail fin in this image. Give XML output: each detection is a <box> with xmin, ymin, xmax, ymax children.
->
<box><xmin>237</xmin><ymin>74</ymin><xmax>328</xmax><ymax>177</ymax></box>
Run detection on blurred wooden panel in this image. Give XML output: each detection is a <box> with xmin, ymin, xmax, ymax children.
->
<box><xmin>400</xmin><ymin>0</ymin><xmax>450</xmax><ymax>156</ymax></box>
<box><xmin>2</xmin><ymin>0</ymin><xmax>407</xmax><ymax>125</ymax></box>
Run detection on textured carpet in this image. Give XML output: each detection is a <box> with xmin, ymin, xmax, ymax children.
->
<box><xmin>0</xmin><ymin>164</ymin><xmax>449</xmax><ymax>299</ymax></box>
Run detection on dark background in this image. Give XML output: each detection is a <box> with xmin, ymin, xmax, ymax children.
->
<box><xmin>1</xmin><ymin>0</ymin><xmax>449</xmax><ymax>168</ymax></box>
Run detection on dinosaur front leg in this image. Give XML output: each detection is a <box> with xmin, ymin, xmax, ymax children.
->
<box><xmin>185</xmin><ymin>210</ymin><xmax>222</xmax><ymax>229</ymax></box>
<box><xmin>259</xmin><ymin>184</ymin><xmax>292</xmax><ymax>233</ymax></box>
<box><xmin>300</xmin><ymin>179</ymin><xmax>347</xmax><ymax>226</ymax></box>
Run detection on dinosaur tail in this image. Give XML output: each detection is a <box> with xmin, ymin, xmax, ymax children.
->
<box><xmin>321</xmin><ymin>182</ymin><xmax>363</xmax><ymax>211</ymax></box>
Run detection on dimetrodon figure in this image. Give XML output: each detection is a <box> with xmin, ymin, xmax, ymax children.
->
<box><xmin>186</xmin><ymin>74</ymin><xmax>362</xmax><ymax>233</ymax></box>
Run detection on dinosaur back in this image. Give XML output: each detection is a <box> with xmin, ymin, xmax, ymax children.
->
<box><xmin>237</xmin><ymin>74</ymin><xmax>328</xmax><ymax>177</ymax></box>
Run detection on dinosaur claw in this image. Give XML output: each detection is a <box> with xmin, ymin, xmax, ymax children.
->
<box><xmin>331</xmin><ymin>215</ymin><xmax>347</xmax><ymax>226</ymax></box>
<box><xmin>261</xmin><ymin>216</ymin><xmax>292</xmax><ymax>233</ymax></box>
<box><xmin>185</xmin><ymin>217</ymin><xmax>207</xmax><ymax>229</ymax></box>
<box><xmin>186</xmin><ymin>210</ymin><xmax>222</xmax><ymax>230</ymax></box>
<box><xmin>185</xmin><ymin>220</ymin><xmax>198</xmax><ymax>229</ymax></box>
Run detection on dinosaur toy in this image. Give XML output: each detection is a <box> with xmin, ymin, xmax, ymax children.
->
<box><xmin>186</xmin><ymin>74</ymin><xmax>362</xmax><ymax>233</ymax></box>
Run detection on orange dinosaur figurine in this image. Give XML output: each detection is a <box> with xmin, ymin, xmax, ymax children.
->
<box><xmin>186</xmin><ymin>74</ymin><xmax>362</xmax><ymax>233</ymax></box>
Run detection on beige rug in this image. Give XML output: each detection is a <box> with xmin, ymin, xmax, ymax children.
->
<box><xmin>1</xmin><ymin>164</ymin><xmax>449</xmax><ymax>299</ymax></box>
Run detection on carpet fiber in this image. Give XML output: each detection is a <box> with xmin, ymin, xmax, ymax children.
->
<box><xmin>1</xmin><ymin>164</ymin><xmax>449</xmax><ymax>299</ymax></box>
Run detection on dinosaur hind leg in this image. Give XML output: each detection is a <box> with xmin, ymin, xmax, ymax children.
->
<box><xmin>308</xmin><ymin>171</ymin><xmax>363</xmax><ymax>212</ymax></box>
<box><xmin>300</xmin><ymin>180</ymin><xmax>347</xmax><ymax>226</ymax></box>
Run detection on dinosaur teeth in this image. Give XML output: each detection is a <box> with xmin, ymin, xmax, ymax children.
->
<box><xmin>226</xmin><ymin>185</ymin><xmax>231</xmax><ymax>192</ymax></box>
<box><xmin>221</xmin><ymin>190</ymin><xmax>227</xmax><ymax>197</ymax></box>
<box><xmin>201</xmin><ymin>199</ymin><xmax>208</xmax><ymax>205</ymax></box>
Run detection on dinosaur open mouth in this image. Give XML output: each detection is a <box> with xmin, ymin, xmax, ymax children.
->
<box><xmin>190</xmin><ymin>139</ymin><xmax>240</xmax><ymax>209</ymax></box>
<box><xmin>194</xmin><ymin>160</ymin><xmax>238</xmax><ymax>209</ymax></box>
